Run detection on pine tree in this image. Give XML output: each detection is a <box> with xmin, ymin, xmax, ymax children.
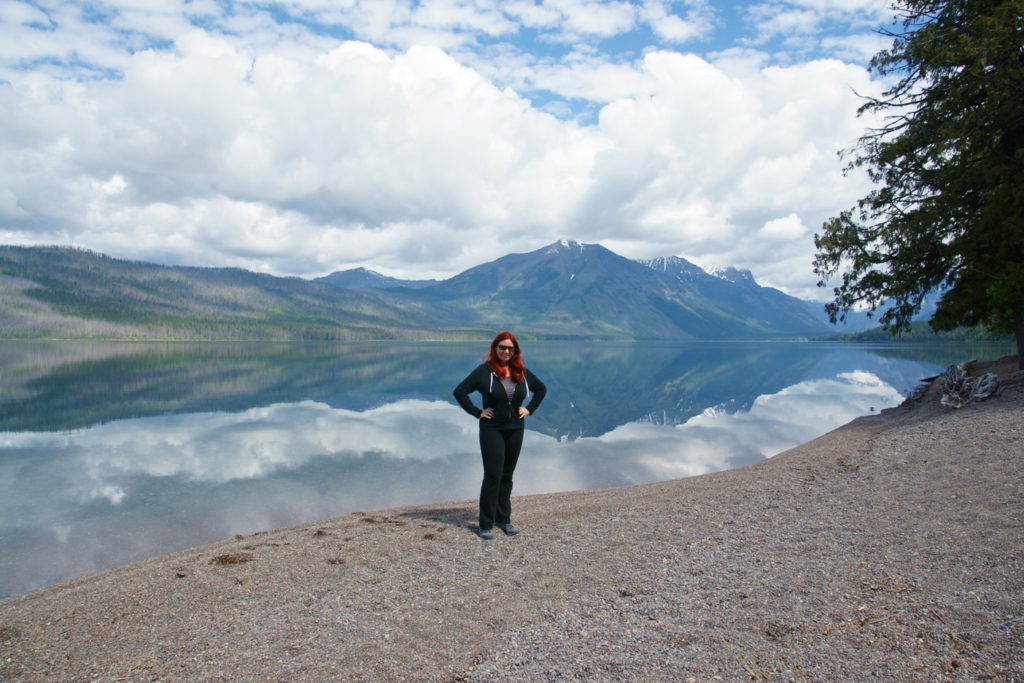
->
<box><xmin>814</xmin><ymin>0</ymin><xmax>1024</xmax><ymax>366</ymax></box>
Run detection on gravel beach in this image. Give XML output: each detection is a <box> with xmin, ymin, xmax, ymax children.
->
<box><xmin>1</xmin><ymin>356</ymin><xmax>1021</xmax><ymax>681</ymax></box>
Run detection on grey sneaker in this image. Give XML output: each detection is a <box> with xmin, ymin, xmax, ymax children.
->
<box><xmin>498</xmin><ymin>523</ymin><xmax>519</xmax><ymax>536</ymax></box>
<box><xmin>477</xmin><ymin>527</ymin><xmax>494</xmax><ymax>540</ymax></box>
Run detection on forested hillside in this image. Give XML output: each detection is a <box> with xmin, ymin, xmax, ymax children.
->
<box><xmin>820</xmin><ymin>321</ymin><xmax>1011</xmax><ymax>343</ymax></box>
<box><xmin>0</xmin><ymin>246</ymin><xmax>471</xmax><ymax>340</ymax></box>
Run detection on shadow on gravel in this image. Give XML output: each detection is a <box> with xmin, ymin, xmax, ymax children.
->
<box><xmin>397</xmin><ymin>506</ymin><xmax>476</xmax><ymax>529</ymax></box>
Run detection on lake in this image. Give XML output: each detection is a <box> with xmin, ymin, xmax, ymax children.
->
<box><xmin>0</xmin><ymin>339</ymin><xmax>1013</xmax><ymax>598</ymax></box>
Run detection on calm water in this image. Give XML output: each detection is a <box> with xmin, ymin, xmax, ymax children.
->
<box><xmin>0</xmin><ymin>339</ymin><xmax>1013</xmax><ymax>598</ymax></box>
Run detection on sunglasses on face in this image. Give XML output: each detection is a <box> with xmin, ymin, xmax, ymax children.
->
<box><xmin>496</xmin><ymin>345</ymin><xmax>515</xmax><ymax>352</ymax></box>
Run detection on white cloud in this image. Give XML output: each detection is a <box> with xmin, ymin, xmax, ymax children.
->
<box><xmin>744</xmin><ymin>0</ymin><xmax>893</xmax><ymax>55</ymax></box>
<box><xmin>0</xmin><ymin>0</ymin><xmax>891</xmax><ymax>294</ymax></box>
<box><xmin>821</xmin><ymin>31</ymin><xmax>891</xmax><ymax>63</ymax></box>
<box><xmin>99</xmin><ymin>174</ymin><xmax>127</xmax><ymax>196</ymax></box>
<box><xmin>548</xmin><ymin>0</ymin><xmax>639</xmax><ymax>38</ymax></box>
<box><xmin>750</xmin><ymin>6</ymin><xmax>820</xmax><ymax>40</ymax></box>
<box><xmin>2</xmin><ymin>34</ymin><xmax>603</xmax><ymax>276</ymax></box>
<box><xmin>410</xmin><ymin>0</ymin><xmax>517</xmax><ymax>36</ymax></box>
<box><xmin>523</xmin><ymin>51</ymin><xmax>655</xmax><ymax>103</ymax></box>
<box><xmin>1</xmin><ymin>1</ymin><xmax>49</xmax><ymax>26</ymax></box>
<box><xmin>639</xmin><ymin>0</ymin><xmax>716</xmax><ymax>43</ymax></box>
<box><xmin>503</xmin><ymin>0</ymin><xmax>564</xmax><ymax>29</ymax></box>
<box><xmin>566</xmin><ymin>52</ymin><xmax>880</xmax><ymax>295</ymax></box>
<box><xmin>760</xmin><ymin>213</ymin><xmax>806</xmax><ymax>240</ymax></box>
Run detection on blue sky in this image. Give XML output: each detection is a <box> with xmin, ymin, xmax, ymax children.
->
<box><xmin>0</xmin><ymin>0</ymin><xmax>897</xmax><ymax>298</ymax></box>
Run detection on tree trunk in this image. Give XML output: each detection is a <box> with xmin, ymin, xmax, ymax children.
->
<box><xmin>1016</xmin><ymin>305</ymin><xmax>1024</xmax><ymax>370</ymax></box>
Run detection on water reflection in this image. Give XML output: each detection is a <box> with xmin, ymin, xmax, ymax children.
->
<box><xmin>0</xmin><ymin>340</ymin><xmax>1012</xmax><ymax>598</ymax></box>
<box><xmin>0</xmin><ymin>339</ymin><xmax>995</xmax><ymax>437</ymax></box>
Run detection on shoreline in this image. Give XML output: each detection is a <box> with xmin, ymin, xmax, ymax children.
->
<box><xmin>1</xmin><ymin>356</ymin><xmax>1021</xmax><ymax>680</ymax></box>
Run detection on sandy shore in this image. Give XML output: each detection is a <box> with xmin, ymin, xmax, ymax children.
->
<box><xmin>1</xmin><ymin>356</ymin><xmax>1022</xmax><ymax>681</ymax></box>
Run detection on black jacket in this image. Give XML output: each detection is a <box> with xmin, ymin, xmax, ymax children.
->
<box><xmin>453</xmin><ymin>363</ymin><xmax>547</xmax><ymax>429</ymax></box>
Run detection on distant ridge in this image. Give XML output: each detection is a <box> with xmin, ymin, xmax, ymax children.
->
<box><xmin>1</xmin><ymin>241</ymin><xmax>851</xmax><ymax>340</ymax></box>
<box><xmin>0</xmin><ymin>245</ymin><xmax>463</xmax><ymax>341</ymax></box>
<box><xmin>315</xmin><ymin>267</ymin><xmax>438</xmax><ymax>290</ymax></box>
<box><xmin>638</xmin><ymin>254</ymin><xmax>830</xmax><ymax>335</ymax></box>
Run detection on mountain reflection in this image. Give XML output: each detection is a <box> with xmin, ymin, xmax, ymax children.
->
<box><xmin>0</xmin><ymin>339</ymin><xmax>1011</xmax><ymax>598</ymax></box>
<box><xmin>0</xmin><ymin>339</ymin><xmax>984</xmax><ymax>437</ymax></box>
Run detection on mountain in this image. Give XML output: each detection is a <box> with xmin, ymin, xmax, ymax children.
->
<box><xmin>799</xmin><ymin>286</ymin><xmax>949</xmax><ymax>334</ymax></box>
<box><xmin>405</xmin><ymin>240</ymin><xmax>831</xmax><ymax>339</ymax></box>
<box><xmin>0</xmin><ymin>246</ymin><xmax>471</xmax><ymax>340</ymax></box>
<box><xmin>315</xmin><ymin>267</ymin><xmax>438</xmax><ymax>290</ymax></box>
<box><xmin>411</xmin><ymin>240</ymin><xmax>697</xmax><ymax>338</ymax></box>
<box><xmin>663</xmin><ymin>257</ymin><xmax>893</xmax><ymax>333</ymax></box>
<box><xmin>0</xmin><ymin>241</ymin><xmax>844</xmax><ymax>340</ymax></box>
<box><xmin>639</xmin><ymin>255</ymin><xmax>829</xmax><ymax>335</ymax></box>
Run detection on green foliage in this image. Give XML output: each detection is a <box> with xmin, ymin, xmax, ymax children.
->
<box><xmin>814</xmin><ymin>0</ymin><xmax>1024</xmax><ymax>364</ymax></box>
<box><xmin>819</xmin><ymin>320</ymin><xmax>1013</xmax><ymax>342</ymax></box>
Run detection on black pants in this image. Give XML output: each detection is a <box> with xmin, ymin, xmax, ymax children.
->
<box><xmin>478</xmin><ymin>426</ymin><xmax>524</xmax><ymax>530</ymax></box>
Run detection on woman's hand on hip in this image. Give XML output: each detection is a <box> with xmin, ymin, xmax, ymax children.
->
<box><xmin>479</xmin><ymin>408</ymin><xmax>494</xmax><ymax>419</ymax></box>
<box><xmin>517</xmin><ymin>407</ymin><xmax>531</xmax><ymax>418</ymax></box>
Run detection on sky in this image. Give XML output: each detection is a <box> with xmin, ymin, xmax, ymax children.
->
<box><xmin>0</xmin><ymin>0</ymin><xmax>899</xmax><ymax>300</ymax></box>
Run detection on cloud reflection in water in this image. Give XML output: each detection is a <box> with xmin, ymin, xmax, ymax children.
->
<box><xmin>516</xmin><ymin>370</ymin><xmax>902</xmax><ymax>494</ymax></box>
<box><xmin>0</xmin><ymin>368</ymin><xmax>902</xmax><ymax>598</ymax></box>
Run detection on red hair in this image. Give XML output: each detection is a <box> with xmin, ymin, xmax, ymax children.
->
<box><xmin>485</xmin><ymin>331</ymin><xmax>525</xmax><ymax>383</ymax></box>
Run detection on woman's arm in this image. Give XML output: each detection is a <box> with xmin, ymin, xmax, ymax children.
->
<box><xmin>453</xmin><ymin>365</ymin><xmax>485</xmax><ymax>418</ymax></box>
<box><xmin>524</xmin><ymin>368</ymin><xmax>547</xmax><ymax>415</ymax></box>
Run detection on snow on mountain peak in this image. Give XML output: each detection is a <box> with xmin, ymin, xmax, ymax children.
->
<box><xmin>545</xmin><ymin>239</ymin><xmax>585</xmax><ymax>255</ymax></box>
<box><xmin>699</xmin><ymin>264</ymin><xmax>757</xmax><ymax>285</ymax></box>
<box><xmin>698</xmin><ymin>263</ymin><xmax>726</xmax><ymax>278</ymax></box>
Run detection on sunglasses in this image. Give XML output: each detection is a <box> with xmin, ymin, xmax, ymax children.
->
<box><xmin>496</xmin><ymin>345</ymin><xmax>515</xmax><ymax>352</ymax></box>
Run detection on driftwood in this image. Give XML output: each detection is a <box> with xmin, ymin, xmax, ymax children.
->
<box><xmin>940</xmin><ymin>362</ymin><xmax>999</xmax><ymax>408</ymax></box>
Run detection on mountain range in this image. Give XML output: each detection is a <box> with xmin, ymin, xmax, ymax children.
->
<box><xmin>315</xmin><ymin>267</ymin><xmax>439</xmax><ymax>290</ymax></box>
<box><xmin>373</xmin><ymin>240</ymin><xmax>837</xmax><ymax>338</ymax></box>
<box><xmin>0</xmin><ymin>241</ymin><xmax>870</xmax><ymax>341</ymax></box>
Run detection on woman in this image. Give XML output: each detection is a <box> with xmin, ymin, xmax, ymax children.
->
<box><xmin>453</xmin><ymin>331</ymin><xmax>547</xmax><ymax>539</ymax></box>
